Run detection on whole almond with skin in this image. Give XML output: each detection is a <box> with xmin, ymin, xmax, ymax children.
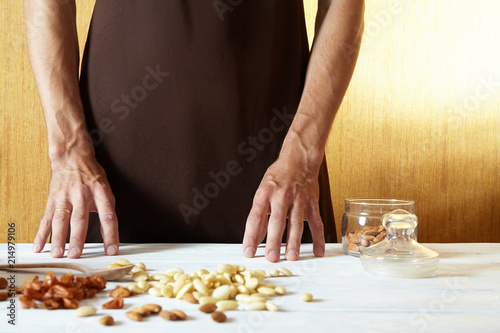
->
<box><xmin>131</xmin><ymin>307</ymin><xmax>151</xmax><ymax>316</ymax></box>
<box><xmin>171</xmin><ymin>309</ymin><xmax>187</xmax><ymax>320</ymax></box>
<box><xmin>183</xmin><ymin>292</ymin><xmax>198</xmax><ymax>304</ymax></box>
<box><xmin>141</xmin><ymin>303</ymin><xmax>162</xmax><ymax>314</ymax></box>
<box><xmin>126</xmin><ymin>311</ymin><xmax>143</xmax><ymax>321</ymax></box>
<box><xmin>0</xmin><ymin>277</ymin><xmax>8</xmax><ymax>289</ymax></box>
<box><xmin>211</xmin><ymin>311</ymin><xmax>227</xmax><ymax>323</ymax></box>
<box><xmin>0</xmin><ymin>292</ymin><xmax>8</xmax><ymax>301</ymax></box>
<box><xmin>160</xmin><ymin>311</ymin><xmax>178</xmax><ymax>321</ymax></box>
<box><xmin>362</xmin><ymin>235</ymin><xmax>375</xmax><ymax>241</ymax></box>
<box><xmin>348</xmin><ymin>243</ymin><xmax>359</xmax><ymax>252</ymax></box>
<box><xmin>98</xmin><ymin>316</ymin><xmax>114</xmax><ymax>326</ymax></box>
<box><xmin>199</xmin><ymin>303</ymin><xmax>217</xmax><ymax>313</ymax></box>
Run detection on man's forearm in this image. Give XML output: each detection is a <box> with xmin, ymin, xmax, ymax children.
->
<box><xmin>280</xmin><ymin>0</ymin><xmax>364</xmax><ymax>170</ymax></box>
<box><xmin>25</xmin><ymin>0</ymin><xmax>92</xmax><ymax>163</ymax></box>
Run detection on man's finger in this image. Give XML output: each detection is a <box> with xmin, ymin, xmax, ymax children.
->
<box><xmin>94</xmin><ymin>184</ymin><xmax>119</xmax><ymax>256</ymax></box>
<box><xmin>50</xmin><ymin>202</ymin><xmax>72</xmax><ymax>258</ymax></box>
<box><xmin>307</xmin><ymin>203</ymin><xmax>325</xmax><ymax>257</ymax></box>
<box><xmin>265</xmin><ymin>201</ymin><xmax>288</xmax><ymax>263</ymax></box>
<box><xmin>242</xmin><ymin>191</ymin><xmax>270</xmax><ymax>258</ymax></box>
<box><xmin>33</xmin><ymin>200</ymin><xmax>55</xmax><ymax>253</ymax></box>
<box><xmin>67</xmin><ymin>201</ymin><xmax>89</xmax><ymax>259</ymax></box>
<box><xmin>285</xmin><ymin>200</ymin><xmax>305</xmax><ymax>261</ymax></box>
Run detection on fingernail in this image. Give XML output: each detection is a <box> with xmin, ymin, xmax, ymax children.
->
<box><xmin>106</xmin><ymin>245</ymin><xmax>117</xmax><ymax>255</ymax></box>
<box><xmin>268</xmin><ymin>250</ymin><xmax>279</xmax><ymax>262</ymax></box>
<box><xmin>286</xmin><ymin>250</ymin><xmax>299</xmax><ymax>260</ymax></box>
<box><xmin>68</xmin><ymin>247</ymin><xmax>79</xmax><ymax>258</ymax></box>
<box><xmin>51</xmin><ymin>246</ymin><xmax>62</xmax><ymax>257</ymax></box>
<box><xmin>315</xmin><ymin>247</ymin><xmax>325</xmax><ymax>257</ymax></box>
<box><xmin>244</xmin><ymin>247</ymin><xmax>255</xmax><ymax>258</ymax></box>
<box><xmin>32</xmin><ymin>243</ymin><xmax>41</xmax><ymax>253</ymax></box>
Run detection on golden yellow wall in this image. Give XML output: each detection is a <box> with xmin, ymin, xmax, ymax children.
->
<box><xmin>325</xmin><ymin>0</ymin><xmax>500</xmax><ymax>242</ymax></box>
<box><xmin>0</xmin><ymin>0</ymin><xmax>94</xmax><ymax>244</ymax></box>
<box><xmin>1</xmin><ymin>1</ymin><xmax>499</xmax><ymax>244</ymax></box>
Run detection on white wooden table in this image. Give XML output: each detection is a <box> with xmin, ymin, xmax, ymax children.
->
<box><xmin>1</xmin><ymin>243</ymin><xmax>499</xmax><ymax>333</ymax></box>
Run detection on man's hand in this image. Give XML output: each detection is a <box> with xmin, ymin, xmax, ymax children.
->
<box><xmin>242</xmin><ymin>0</ymin><xmax>364</xmax><ymax>261</ymax></box>
<box><xmin>33</xmin><ymin>153</ymin><xmax>119</xmax><ymax>259</ymax></box>
<box><xmin>242</xmin><ymin>151</ymin><xmax>325</xmax><ymax>262</ymax></box>
<box><xmin>25</xmin><ymin>1</ymin><xmax>119</xmax><ymax>258</ymax></box>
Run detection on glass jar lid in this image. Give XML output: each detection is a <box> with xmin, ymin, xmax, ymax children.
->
<box><xmin>360</xmin><ymin>209</ymin><xmax>439</xmax><ymax>278</ymax></box>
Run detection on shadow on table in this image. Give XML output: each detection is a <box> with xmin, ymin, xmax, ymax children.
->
<box><xmin>252</xmin><ymin>243</ymin><xmax>344</xmax><ymax>262</ymax></box>
<box><xmin>38</xmin><ymin>243</ymin><xmax>196</xmax><ymax>259</ymax></box>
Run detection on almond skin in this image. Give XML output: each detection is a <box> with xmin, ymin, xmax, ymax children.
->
<box><xmin>141</xmin><ymin>303</ymin><xmax>162</xmax><ymax>314</ymax></box>
<box><xmin>199</xmin><ymin>303</ymin><xmax>217</xmax><ymax>313</ymax></box>
<box><xmin>130</xmin><ymin>307</ymin><xmax>151</xmax><ymax>316</ymax></box>
<box><xmin>0</xmin><ymin>278</ymin><xmax>8</xmax><ymax>290</ymax></box>
<box><xmin>126</xmin><ymin>311</ymin><xmax>143</xmax><ymax>321</ymax></box>
<box><xmin>0</xmin><ymin>292</ymin><xmax>9</xmax><ymax>301</ymax></box>
<box><xmin>160</xmin><ymin>310</ymin><xmax>178</xmax><ymax>321</ymax></box>
<box><xmin>98</xmin><ymin>316</ymin><xmax>114</xmax><ymax>326</ymax></box>
<box><xmin>183</xmin><ymin>292</ymin><xmax>198</xmax><ymax>304</ymax></box>
<box><xmin>171</xmin><ymin>309</ymin><xmax>187</xmax><ymax>320</ymax></box>
<box><xmin>211</xmin><ymin>311</ymin><xmax>227</xmax><ymax>323</ymax></box>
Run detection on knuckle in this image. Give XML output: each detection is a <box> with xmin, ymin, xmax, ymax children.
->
<box><xmin>71</xmin><ymin>212</ymin><xmax>87</xmax><ymax>222</ymax></box>
<box><xmin>253</xmin><ymin>189</ymin><xmax>270</xmax><ymax>203</ymax></box>
<box><xmin>99</xmin><ymin>196</ymin><xmax>116</xmax><ymax>207</ymax></box>
<box><xmin>246</xmin><ymin>215</ymin><xmax>263</xmax><ymax>227</ymax></box>
<box><xmin>287</xmin><ymin>240</ymin><xmax>301</xmax><ymax>249</ymax></box>
<box><xmin>308</xmin><ymin>198</ymin><xmax>320</xmax><ymax>210</ymax></box>
<box><xmin>69</xmin><ymin>236</ymin><xmax>85</xmax><ymax>246</ymax></box>
<box><xmin>52</xmin><ymin>213</ymin><xmax>68</xmax><ymax>223</ymax></box>
<box><xmin>259</xmin><ymin>181</ymin><xmax>275</xmax><ymax>191</ymax></box>
<box><xmin>274</xmin><ymin>188</ymin><xmax>291</xmax><ymax>202</ymax></box>
<box><xmin>250</xmin><ymin>206</ymin><xmax>266</xmax><ymax>218</ymax></box>
<box><xmin>270</xmin><ymin>203</ymin><xmax>287</xmax><ymax>216</ymax></box>
<box><xmin>100</xmin><ymin>213</ymin><xmax>117</xmax><ymax>224</ymax></box>
<box><xmin>266</xmin><ymin>238</ymin><xmax>283</xmax><ymax>248</ymax></box>
<box><xmin>103</xmin><ymin>231</ymin><xmax>119</xmax><ymax>242</ymax></box>
<box><xmin>310</xmin><ymin>220</ymin><xmax>324</xmax><ymax>231</ymax></box>
<box><xmin>73</xmin><ymin>185</ymin><xmax>91</xmax><ymax>201</ymax></box>
<box><xmin>40</xmin><ymin>217</ymin><xmax>51</xmax><ymax>229</ymax></box>
<box><xmin>289</xmin><ymin>219</ymin><xmax>303</xmax><ymax>228</ymax></box>
<box><xmin>268</xmin><ymin>216</ymin><xmax>286</xmax><ymax>226</ymax></box>
<box><xmin>95</xmin><ymin>181</ymin><xmax>111</xmax><ymax>191</ymax></box>
<box><xmin>294</xmin><ymin>195</ymin><xmax>306</xmax><ymax>208</ymax></box>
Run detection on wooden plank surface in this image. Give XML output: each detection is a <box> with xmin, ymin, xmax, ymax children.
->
<box><xmin>0</xmin><ymin>243</ymin><xmax>499</xmax><ymax>333</ymax></box>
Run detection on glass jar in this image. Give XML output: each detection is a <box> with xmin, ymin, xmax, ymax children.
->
<box><xmin>341</xmin><ymin>198</ymin><xmax>415</xmax><ymax>257</ymax></box>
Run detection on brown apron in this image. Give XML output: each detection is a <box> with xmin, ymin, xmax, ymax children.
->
<box><xmin>79</xmin><ymin>0</ymin><xmax>336</xmax><ymax>243</ymax></box>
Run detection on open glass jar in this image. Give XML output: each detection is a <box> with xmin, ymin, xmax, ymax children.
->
<box><xmin>341</xmin><ymin>198</ymin><xmax>415</xmax><ymax>257</ymax></box>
